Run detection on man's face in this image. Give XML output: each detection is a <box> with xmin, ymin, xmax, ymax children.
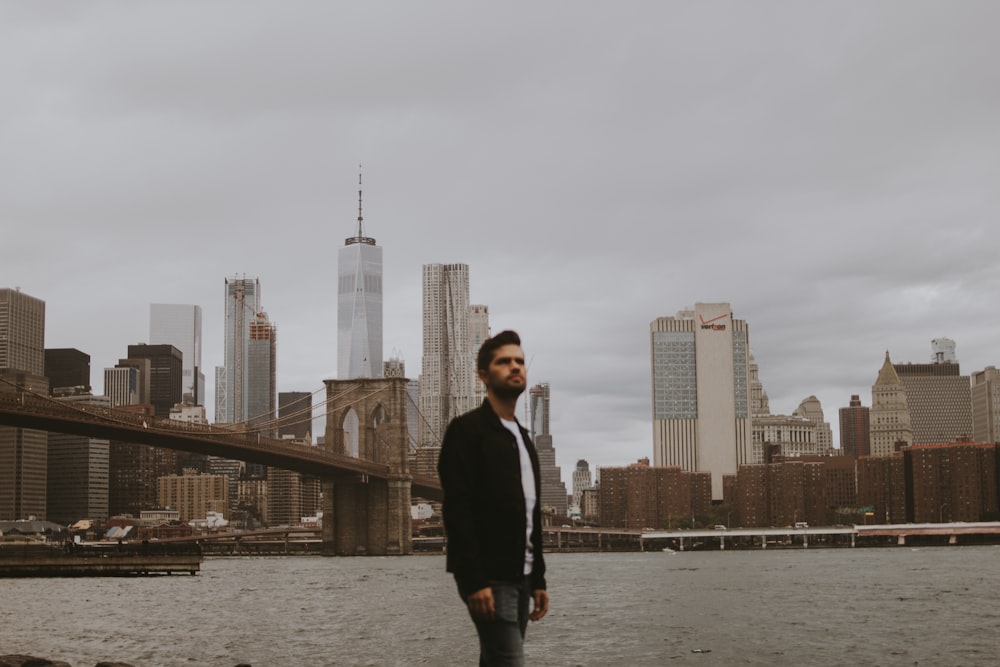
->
<box><xmin>479</xmin><ymin>344</ymin><xmax>527</xmax><ymax>400</ymax></box>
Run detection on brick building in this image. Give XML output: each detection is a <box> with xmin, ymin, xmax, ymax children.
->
<box><xmin>598</xmin><ymin>460</ymin><xmax>711</xmax><ymax>529</ymax></box>
<box><xmin>905</xmin><ymin>442</ymin><xmax>998</xmax><ymax>522</ymax></box>
<box><xmin>157</xmin><ymin>469</ymin><xmax>229</xmax><ymax>523</ymax></box>
<box><xmin>839</xmin><ymin>394</ymin><xmax>870</xmax><ymax>458</ymax></box>
<box><xmin>732</xmin><ymin>455</ymin><xmax>857</xmax><ymax>528</ymax></box>
<box><xmin>733</xmin><ymin>465</ymin><xmax>769</xmax><ymax>527</ymax></box>
<box><xmin>857</xmin><ymin>453</ymin><xmax>907</xmax><ymax>524</ymax></box>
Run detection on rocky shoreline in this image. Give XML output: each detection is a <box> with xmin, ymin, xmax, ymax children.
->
<box><xmin>1</xmin><ymin>657</ymin><xmax>251</xmax><ymax>667</ymax></box>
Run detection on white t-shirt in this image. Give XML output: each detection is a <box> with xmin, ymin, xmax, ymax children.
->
<box><xmin>500</xmin><ymin>417</ymin><xmax>537</xmax><ymax>575</ymax></box>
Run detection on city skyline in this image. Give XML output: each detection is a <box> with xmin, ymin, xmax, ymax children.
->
<box><xmin>3</xmin><ymin>3</ymin><xmax>1000</xmax><ymax>477</ymax></box>
<box><xmin>12</xmin><ymin>278</ymin><xmax>1000</xmax><ymax>486</ymax></box>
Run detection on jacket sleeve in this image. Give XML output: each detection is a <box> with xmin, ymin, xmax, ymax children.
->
<box><xmin>438</xmin><ymin>417</ymin><xmax>489</xmax><ymax>598</ymax></box>
<box><xmin>526</xmin><ymin>430</ymin><xmax>547</xmax><ymax>592</ymax></box>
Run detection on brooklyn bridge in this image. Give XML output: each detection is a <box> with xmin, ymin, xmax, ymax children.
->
<box><xmin>0</xmin><ymin>376</ymin><xmax>441</xmax><ymax>556</ymax></box>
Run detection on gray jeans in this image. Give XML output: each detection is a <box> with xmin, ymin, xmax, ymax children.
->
<box><xmin>471</xmin><ymin>578</ymin><xmax>531</xmax><ymax>667</ymax></box>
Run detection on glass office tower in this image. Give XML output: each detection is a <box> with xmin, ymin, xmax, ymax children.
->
<box><xmin>150</xmin><ymin>304</ymin><xmax>204</xmax><ymax>405</ymax></box>
<box><xmin>337</xmin><ymin>180</ymin><xmax>382</xmax><ymax>379</ymax></box>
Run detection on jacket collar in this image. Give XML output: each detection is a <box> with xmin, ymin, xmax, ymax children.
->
<box><xmin>476</xmin><ymin>398</ymin><xmax>523</xmax><ymax>434</ymax></box>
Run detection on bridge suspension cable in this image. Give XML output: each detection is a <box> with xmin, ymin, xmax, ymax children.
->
<box><xmin>0</xmin><ymin>373</ymin><xmax>450</xmax><ymax>452</ymax></box>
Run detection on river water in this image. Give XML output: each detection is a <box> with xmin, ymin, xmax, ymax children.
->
<box><xmin>2</xmin><ymin>547</ymin><xmax>998</xmax><ymax>666</ymax></box>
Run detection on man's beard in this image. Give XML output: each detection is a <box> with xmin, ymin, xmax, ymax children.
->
<box><xmin>491</xmin><ymin>381</ymin><xmax>525</xmax><ymax>400</ymax></box>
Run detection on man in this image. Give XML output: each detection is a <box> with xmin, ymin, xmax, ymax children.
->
<box><xmin>438</xmin><ymin>330</ymin><xmax>549</xmax><ymax>666</ymax></box>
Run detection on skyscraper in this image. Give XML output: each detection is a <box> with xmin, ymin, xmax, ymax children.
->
<box><xmin>572</xmin><ymin>459</ymin><xmax>592</xmax><ymax>509</ymax></box>
<box><xmin>893</xmin><ymin>344</ymin><xmax>972</xmax><ymax>445</ymax></box>
<box><xmin>529</xmin><ymin>382</ymin><xmax>550</xmax><ymax>440</ymax></box>
<box><xmin>650</xmin><ymin>303</ymin><xmax>751</xmax><ymax>499</ymax></box>
<box><xmin>419</xmin><ymin>263</ymin><xmax>475</xmax><ymax>450</ymax></box>
<box><xmin>971</xmin><ymin>366</ymin><xmax>1000</xmax><ymax>444</ymax></box>
<box><xmin>214</xmin><ymin>278</ymin><xmax>274</xmax><ymax>485</ymax></box>
<box><xmin>415</xmin><ymin>263</ymin><xmax>483</xmax><ymax>479</ymax></box>
<box><xmin>468</xmin><ymin>304</ymin><xmax>490</xmax><ymax>407</ymax></box>
<box><xmin>338</xmin><ymin>176</ymin><xmax>382</xmax><ymax>379</ymax></box>
<box><xmin>247</xmin><ymin>312</ymin><xmax>277</xmax><ymax>435</ymax></box>
<box><xmin>103</xmin><ymin>357</ymin><xmax>164</xmax><ymax>516</ymax></box>
<box><xmin>0</xmin><ymin>288</ymin><xmax>48</xmax><ymax>520</ymax></box>
<box><xmin>748</xmin><ymin>350</ymin><xmax>770</xmax><ymax>417</ymax></box>
<box><xmin>47</xmin><ymin>394</ymin><xmax>110</xmax><ymax>524</ymax></box>
<box><xmin>529</xmin><ymin>383</ymin><xmax>568</xmax><ymax>515</ymax></box>
<box><xmin>113</xmin><ymin>357</ymin><xmax>151</xmax><ymax>406</ymax></box>
<box><xmin>123</xmin><ymin>344</ymin><xmax>183</xmax><ymax>494</ymax></box>
<box><xmin>278</xmin><ymin>391</ymin><xmax>313</xmax><ymax>440</ymax></box>
<box><xmin>0</xmin><ymin>288</ymin><xmax>45</xmax><ymax>376</ymax></box>
<box><xmin>216</xmin><ymin>276</ymin><xmax>261</xmax><ymax>424</ymax></box>
<box><xmin>870</xmin><ymin>352</ymin><xmax>913</xmax><ymax>456</ymax></box>
<box><xmin>150</xmin><ymin>304</ymin><xmax>204</xmax><ymax>405</ymax></box>
<box><xmin>839</xmin><ymin>394</ymin><xmax>871</xmax><ymax>458</ymax></box>
<box><xmin>126</xmin><ymin>344</ymin><xmax>183</xmax><ymax>418</ymax></box>
<box><xmin>104</xmin><ymin>365</ymin><xmax>141</xmax><ymax>407</ymax></box>
<box><xmin>44</xmin><ymin>348</ymin><xmax>91</xmax><ymax>395</ymax></box>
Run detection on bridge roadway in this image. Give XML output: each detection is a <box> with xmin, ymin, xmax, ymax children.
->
<box><xmin>0</xmin><ymin>389</ymin><xmax>442</xmax><ymax>501</ymax></box>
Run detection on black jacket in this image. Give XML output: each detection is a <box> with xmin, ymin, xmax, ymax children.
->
<box><xmin>438</xmin><ymin>399</ymin><xmax>547</xmax><ymax>598</ymax></box>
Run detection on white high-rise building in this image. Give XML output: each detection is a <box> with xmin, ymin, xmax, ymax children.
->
<box><xmin>792</xmin><ymin>395</ymin><xmax>834</xmax><ymax>452</ymax></box>
<box><xmin>215</xmin><ymin>276</ymin><xmax>260</xmax><ymax>424</ymax></box>
<box><xmin>650</xmin><ymin>303</ymin><xmax>752</xmax><ymax>499</ymax></box>
<box><xmin>337</xmin><ymin>177</ymin><xmax>382</xmax><ymax>379</ymax></box>
<box><xmin>870</xmin><ymin>352</ymin><xmax>913</xmax><ymax>456</ymax></box>
<box><xmin>572</xmin><ymin>459</ymin><xmax>592</xmax><ymax>509</ymax></box>
<box><xmin>419</xmin><ymin>263</ymin><xmax>474</xmax><ymax>449</ymax></box>
<box><xmin>972</xmin><ymin>366</ymin><xmax>1000</xmax><ymax>444</ymax></box>
<box><xmin>468</xmin><ymin>304</ymin><xmax>490</xmax><ymax>406</ymax></box>
<box><xmin>150</xmin><ymin>304</ymin><xmax>204</xmax><ymax>405</ymax></box>
<box><xmin>103</xmin><ymin>366</ymin><xmax>140</xmax><ymax>407</ymax></box>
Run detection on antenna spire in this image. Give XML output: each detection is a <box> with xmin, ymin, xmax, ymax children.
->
<box><xmin>345</xmin><ymin>164</ymin><xmax>376</xmax><ymax>247</ymax></box>
<box><xmin>357</xmin><ymin>165</ymin><xmax>364</xmax><ymax>237</ymax></box>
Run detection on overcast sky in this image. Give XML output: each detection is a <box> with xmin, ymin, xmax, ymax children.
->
<box><xmin>3</xmin><ymin>2</ymin><xmax>999</xmax><ymax>484</ymax></box>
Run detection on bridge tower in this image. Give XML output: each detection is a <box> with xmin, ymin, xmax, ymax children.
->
<box><xmin>321</xmin><ymin>377</ymin><xmax>412</xmax><ymax>555</ymax></box>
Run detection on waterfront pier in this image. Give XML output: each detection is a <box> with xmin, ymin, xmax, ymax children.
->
<box><xmin>640</xmin><ymin>521</ymin><xmax>1000</xmax><ymax>550</ymax></box>
<box><xmin>0</xmin><ymin>543</ymin><xmax>202</xmax><ymax>577</ymax></box>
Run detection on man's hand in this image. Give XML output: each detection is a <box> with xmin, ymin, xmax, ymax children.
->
<box><xmin>466</xmin><ymin>586</ymin><xmax>495</xmax><ymax>622</ymax></box>
<box><xmin>529</xmin><ymin>589</ymin><xmax>549</xmax><ymax>621</ymax></box>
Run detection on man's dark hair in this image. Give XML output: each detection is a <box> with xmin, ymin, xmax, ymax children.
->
<box><xmin>477</xmin><ymin>330</ymin><xmax>521</xmax><ymax>373</ymax></box>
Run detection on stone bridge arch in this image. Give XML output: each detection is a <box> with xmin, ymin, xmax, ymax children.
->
<box><xmin>322</xmin><ymin>377</ymin><xmax>412</xmax><ymax>555</ymax></box>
